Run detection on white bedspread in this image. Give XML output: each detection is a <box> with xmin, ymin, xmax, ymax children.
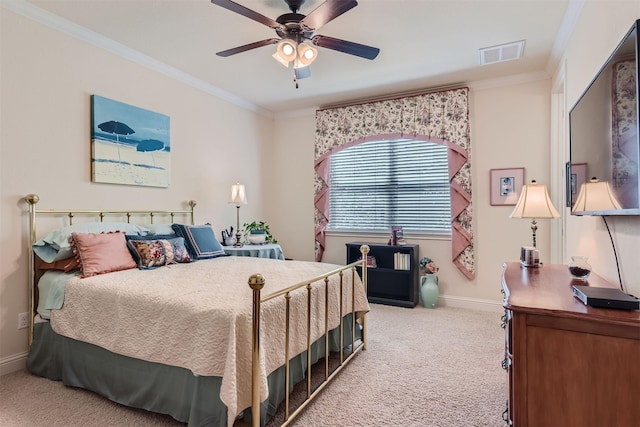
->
<box><xmin>49</xmin><ymin>256</ymin><xmax>369</xmax><ymax>425</ymax></box>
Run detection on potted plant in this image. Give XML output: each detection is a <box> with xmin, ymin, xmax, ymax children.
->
<box><xmin>243</xmin><ymin>221</ymin><xmax>277</xmax><ymax>244</ymax></box>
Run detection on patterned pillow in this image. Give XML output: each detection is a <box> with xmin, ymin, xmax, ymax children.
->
<box><xmin>171</xmin><ymin>224</ymin><xmax>227</xmax><ymax>260</ymax></box>
<box><xmin>70</xmin><ymin>231</ymin><xmax>137</xmax><ymax>278</ymax></box>
<box><xmin>126</xmin><ymin>237</ymin><xmax>192</xmax><ymax>269</ymax></box>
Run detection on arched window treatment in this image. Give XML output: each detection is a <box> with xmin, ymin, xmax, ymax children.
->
<box><xmin>314</xmin><ymin>87</ymin><xmax>474</xmax><ymax>279</ymax></box>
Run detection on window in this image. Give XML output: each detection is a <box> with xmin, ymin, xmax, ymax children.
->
<box><xmin>327</xmin><ymin>138</ymin><xmax>451</xmax><ymax>235</ymax></box>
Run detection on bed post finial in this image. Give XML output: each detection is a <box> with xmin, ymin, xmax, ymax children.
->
<box><xmin>188</xmin><ymin>200</ymin><xmax>197</xmax><ymax>225</ymax></box>
<box><xmin>25</xmin><ymin>194</ymin><xmax>40</xmax><ymax>205</ymax></box>
<box><xmin>248</xmin><ymin>273</ymin><xmax>265</xmax><ymax>427</ymax></box>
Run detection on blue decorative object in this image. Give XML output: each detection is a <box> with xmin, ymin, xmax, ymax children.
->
<box><xmin>418</xmin><ymin>256</ymin><xmax>439</xmax><ymax>308</ymax></box>
<box><xmin>420</xmin><ymin>274</ymin><xmax>439</xmax><ymax>308</ymax></box>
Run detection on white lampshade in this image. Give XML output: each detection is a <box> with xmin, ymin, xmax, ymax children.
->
<box><xmin>510</xmin><ymin>180</ymin><xmax>559</xmax><ymax>250</ymax></box>
<box><xmin>272</xmin><ymin>40</ymin><xmax>297</xmax><ymax>67</ymax></box>
<box><xmin>510</xmin><ymin>180</ymin><xmax>560</xmax><ymax>219</ymax></box>
<box><xmin>229</xmin><ymin>183</ymin><xmax>247</xmax><ymax>206</ymax></box>
<box><xmin>296</xmin><ymin>42</ymin><xmax>318</xmax><ymax>67</ymax></box>
<box><xmin>572</xmin><ymin>178</ymin><xmax>622</xmax><ymax>213</ymax></box>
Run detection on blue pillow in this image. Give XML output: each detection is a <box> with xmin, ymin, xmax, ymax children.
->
<box><xmin>171</xmin><ymin>224</ymin><xmax>227</xmax><ymax>260</ymax></box>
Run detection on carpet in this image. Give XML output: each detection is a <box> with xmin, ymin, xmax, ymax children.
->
<box><xmin>0</xmin><ymin>304</ymin><xmax>506</xmax><ymax>426</ymax></box>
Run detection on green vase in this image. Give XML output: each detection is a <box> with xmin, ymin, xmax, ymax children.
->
<box><xmin>420</xmin><ymin>274</ymin><xmax>439</xmax><ymax>308</ymax></box>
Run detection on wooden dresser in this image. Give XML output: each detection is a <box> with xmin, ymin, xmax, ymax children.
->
<box><xmin>501</xmin><ymin>262</ymin><xmax>640</xmax><ymax>426</ymax></box>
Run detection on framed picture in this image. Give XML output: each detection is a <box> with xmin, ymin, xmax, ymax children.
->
<box><xmin>569</xmin><ymin>163</ymin><xmax>587</xmax><ymax>204</ymax></box>
<box><xmin>490</xmin><ymin>168</ymin><xmax>524</xmax><ymax>206</ymax></box>
<box><xmin>91</xmin><ymin>95</ymin><xmax>171</xmax><ymax>188</ymax></box>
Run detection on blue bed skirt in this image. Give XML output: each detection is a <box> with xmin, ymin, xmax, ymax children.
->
<box><xmin>27</xmin><ymin>317</ymin><xmax>360</xmax><ymax>426</ymax></box>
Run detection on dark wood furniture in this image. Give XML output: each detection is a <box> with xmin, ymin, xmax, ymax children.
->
<box><xmin>346</xmin><ymin>242</ymin><xmax>419</xmax><ymax>308</ymax></box>
<box><xmin>501</xmin><ymin>262</ymin><xmax>640</xmax><ymax>426</ymax></box>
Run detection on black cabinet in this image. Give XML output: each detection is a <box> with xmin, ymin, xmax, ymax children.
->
<box><xmin>346</xmin><ymin>242</ymin><xmax>419</xmax><ymax>308</ymax></box>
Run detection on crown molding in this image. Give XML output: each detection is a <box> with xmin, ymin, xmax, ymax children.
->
<box><xmin>468</xmin><ymin>70</ymin><xmax>551</xmax><ymax>91</ymax></box>
<box><xmin>1</xmin><ymin>0</ymin><xmax>273</xmax><ymax>118</ymax></box>
<box><xmin>545</xmin><ymin>0</ymin><xmax>585</xmax><ymax>75</ymax></box>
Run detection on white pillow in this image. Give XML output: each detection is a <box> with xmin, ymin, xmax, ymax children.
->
<box><xmin>33</xmin><ymin>221</ymin><xmax>149</xmax><ymax>262</ymax></box>
<box><xmin>145</xmin><ymin>223</ymin><xmax>176</xmax><ymax>236</ymax></box>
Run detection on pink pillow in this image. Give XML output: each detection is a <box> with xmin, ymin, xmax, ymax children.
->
<box><xmin>70</xmin><ymin>231</ymin><xmax>136</xmax><ymax>278</ymax></box>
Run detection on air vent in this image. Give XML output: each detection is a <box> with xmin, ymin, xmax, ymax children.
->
<box><xmin>479</xmin><ymin>40</ymin><xmax>525</xmax><ymax>65</ymax></box>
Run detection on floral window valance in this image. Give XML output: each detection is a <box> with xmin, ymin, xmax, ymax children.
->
<box><xmin>314</xmin><ymin>87</ymin><xmax>474</xmax><ymax>279</ymax></box>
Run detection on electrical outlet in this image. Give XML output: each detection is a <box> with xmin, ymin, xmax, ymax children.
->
<box><xmin>18</xmin><ymin>312</ymin><xmax>29</xmax><ymax>329</ymax></box>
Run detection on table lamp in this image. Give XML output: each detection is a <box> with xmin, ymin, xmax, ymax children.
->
<box><xmin>572</xmin><ymin>177</ymin><xmax>622</xmax><ymax>212</ymax></box>
<box><xmin>572</xmin><ymin>177</ymin><xmax>624</xmax><ymax>290</ymax></box>
<box><xmin>229</xmin><ymin>183</ymin><xmax>247</xmax><ymax>247</ymax></box>
<box><xmin>509</xmin><ymin>180</ymin><xmax>560</xmax><ymax>266</ymax></box>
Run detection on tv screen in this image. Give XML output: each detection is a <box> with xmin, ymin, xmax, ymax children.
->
<box><xmin>569</xmin><ymin>19</ymin><xmax>639</xmax><ymax>215</ymax></box>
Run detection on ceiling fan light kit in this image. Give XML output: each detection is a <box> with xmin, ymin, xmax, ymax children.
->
<box><xmin>273</xmin><ymin>39</ymin><xmax>318</xmax><ymax>71</ymax></box>
<box><xmin>211</xmin><ymin>0</ymin><xmax>380</xmax><ymax>87</ymax></box>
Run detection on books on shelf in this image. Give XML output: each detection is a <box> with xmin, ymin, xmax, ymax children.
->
<box><xmin>393</xmin><ymin>252</ymin><xmax>411</xmax><ymax>270</ymax></box>
<box><xmin>390</xmin><ymin>225</ymin><xmax>407</xmax><ymax>246</ymax></box>
<box><xmin>356</xmin><ymin>255</ymin><xmax>377</xmax><ymax>268</ymax></box>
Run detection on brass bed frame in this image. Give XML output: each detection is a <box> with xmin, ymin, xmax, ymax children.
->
<box><xmin>24</xmin><ymin>194</ymin><xmax>369</xmax><ymax>427</ymax></box>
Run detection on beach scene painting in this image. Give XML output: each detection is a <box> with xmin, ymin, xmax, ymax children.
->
<box><xmin>91</xmin><ymin>95</ymin><xmax>170</xmax><ymax>187</ymax></box>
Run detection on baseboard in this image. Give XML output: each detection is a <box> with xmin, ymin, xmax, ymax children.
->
<box><xmin>438</xmin><ymin>295</ymin><xmax>504</xmax><ymax>313</ymax></box>
<box><xmin>0</xmin><ymin>351</ymin><xmax>28</xmax><ymax>376</ymax></box>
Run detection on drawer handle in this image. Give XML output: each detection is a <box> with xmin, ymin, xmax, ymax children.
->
<box><xmin>501</xmin><ymin>357</ymin><xmax>511</xmax><ymax>370</ymax></box>
<box><xmin>500</xmin><ymin>313</ymin><xmax>507</xmax><ymax>329</ymax></box>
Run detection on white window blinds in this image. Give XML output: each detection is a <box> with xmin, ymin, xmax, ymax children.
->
<box><xmin>328</xmin><ymin>139</ymin><xmax>451</xmax><ymax>235</ymax></box>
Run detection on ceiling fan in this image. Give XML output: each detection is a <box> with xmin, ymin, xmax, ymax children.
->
<box><xmin>210</xmin><ymin>0</ymin><xmax>380</xmax><ymax>84</ymax></box>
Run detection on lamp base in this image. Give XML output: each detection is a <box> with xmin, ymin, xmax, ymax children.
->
<box><xmin>233</xmin><ymin>231</ymin><xmax>243</xmax><ymax>247</ymax></box>
<box><xmin>520</xmin><ymin>246</ymin><xmax>540</xmax><ymax>267</ymax></box>
<box><xmin>520</xmin><ymin>261</ymin><xmax>541</xmax><ymax>268</ymax></box>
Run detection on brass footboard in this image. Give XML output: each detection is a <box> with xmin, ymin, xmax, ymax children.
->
<box><xmin>248</xmin><ymin>245</ymin><xmax>369</xmax><ymax>427</ymax></box>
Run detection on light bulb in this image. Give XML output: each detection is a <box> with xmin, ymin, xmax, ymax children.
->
<box><xmin>282</xmin><ymin>43</ymin><xmax>294</xmax><ymax>56</ymax></box>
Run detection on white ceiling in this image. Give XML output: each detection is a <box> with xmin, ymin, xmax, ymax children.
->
<box><xmin>11</xmin><ymin>0</ymin><xmax>576</xmax><ymax>115</ymax></box>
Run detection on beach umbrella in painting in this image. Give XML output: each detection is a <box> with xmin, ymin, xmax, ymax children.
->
<box><xmin>137</xmin><ymin>139</ymin><xmax>164</xmax><ymax>152</ymax></box>
<box><xmin>97</xmin><ymin>121</ymin><xmax>135</xmax><ymax>164</ymax></box>
<box><xmin>98</xmin><ymin>121</ymin><xmax>135</xmax><ymax>142</ymax></box>
<box><xmin>137</xmin><ymin>139</ymin><xmax>165</xmax><ymax>167</ymax></box>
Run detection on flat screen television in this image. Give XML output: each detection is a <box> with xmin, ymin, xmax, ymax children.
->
<box><xmin>568</xmin><ymin>19</ymin><xmax>639</xmax><ymax>215</ymax></box>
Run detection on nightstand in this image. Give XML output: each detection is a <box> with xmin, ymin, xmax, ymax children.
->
<box><xmin>223</xmin><ymin>243</ymin><xmax>284</xmax><ymax>260</ymax></box>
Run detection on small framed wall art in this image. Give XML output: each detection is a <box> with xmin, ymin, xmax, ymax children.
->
<box><xmin>569</xmin><ymin>163</ymin><xmax>587</xmax><ymax>204</ymax></box>
<box><xmin>490</xmin><ymin>167</ymin><xmax>525</xmax><ymax>206</ymax></box>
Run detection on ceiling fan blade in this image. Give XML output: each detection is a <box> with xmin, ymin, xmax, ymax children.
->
<box><xmin>300</xmin><ymin>0</ymin><xmax>358</xmax><ymax>31</ymax></box>
<box><xmin>311</xmin><ymin>35</ymin><xmax>380</xmax><ymax>60</ymax></box>
<box><xmin>211</xmin><ymin>0</ymin><xmax>284</xmax><ymax>30</ymax></box>
<box><xmin>216</xmin><ymin>38</ymin><xmax>280</xmax><ymax>57</ymax></box>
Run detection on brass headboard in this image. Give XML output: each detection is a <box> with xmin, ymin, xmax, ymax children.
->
<box><xmin>24</xmin><ymin>194</ymin><xmax>197</xmax><ymax>347</ymax></box>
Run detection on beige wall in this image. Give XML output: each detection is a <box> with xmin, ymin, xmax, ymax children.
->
<box><xmin>271</xmin><ymin>78</ymin><xmax>553</xmax><ymax>307</ymax></box>
<box><xmin>2</xmin><ymin>1</ymin><xmax>640</xmax><ymax>375</ymax></box>
<box><xmin>561</xmin><ymin>2</ymin><xmax>640</xmax><ymax>298</ymax></box>
<box><xmin>0</xmin><ymin>9</ymin><xmax>272</xmax><ymax>371</ymax></box>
